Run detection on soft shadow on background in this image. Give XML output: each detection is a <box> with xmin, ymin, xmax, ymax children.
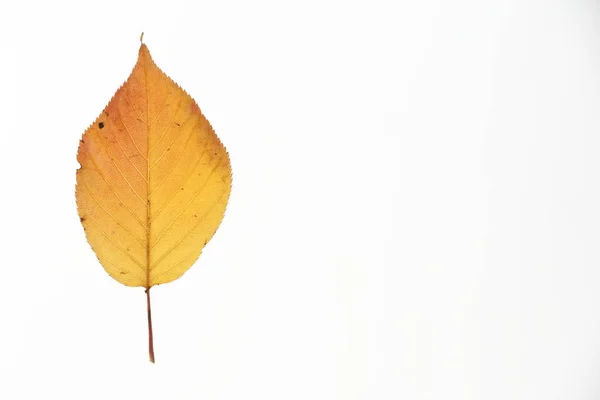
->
<box><xmin>0</xmin><ymin>0</ymin><xmax>599</xmax><ymax>399</ymax></box>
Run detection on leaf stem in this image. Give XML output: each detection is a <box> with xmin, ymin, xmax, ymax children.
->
<box><xmin>146</xmin><ymin>287</ymin><xmax>155</xmax><ymax>363</ymax></box>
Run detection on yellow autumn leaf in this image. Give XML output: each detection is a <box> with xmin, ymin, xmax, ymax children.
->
<box><xmin>75</xmin><ymin>37</ymin><xmax>232</xmax><ymax>363</ymax></box>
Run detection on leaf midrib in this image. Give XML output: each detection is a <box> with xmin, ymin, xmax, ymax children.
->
<box><xmin>144</xmin><ymin>51</ymin><xmax>152</xmax><ymax>290</ymax></box>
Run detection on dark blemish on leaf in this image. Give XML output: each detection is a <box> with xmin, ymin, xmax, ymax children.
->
<box><xmin>180</xmin><ymin>187</ymin><xmax>184</xmax><ymax>191</ymax></box>
<box><xmin>194</xmin><ymin>214</ymin><xmax>198</xmax><ymax>218</ymax></box>
<box><xmin>99</xmin><ymin>122</ymin><xmax>105</xmax><ymax>129</ymax></box>
<box><xmin>175</xmin><ymin>122</ymin><xmax>180</xmax><ymax>126</ymax></box>
<box><xmin>120</xmin><ymin>271</ymin><xmax>127</xmax><ymax>275</ymax></box>
<box><xmin>80</xmin><ymin>217</ymin><xmax>86</xmax><ymax>222</ymax></box>
<box><xmin>126</xmin><ymin>248</ymin><xmax>130</xmax><ymax>252</ymax></box>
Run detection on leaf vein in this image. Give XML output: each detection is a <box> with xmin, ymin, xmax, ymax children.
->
<box><xmin>106</xmin><ymin>125</ymin><xmax>148</xmax><ymax>183</ymax></box>
<box><xmin>149</xmin><ymin>114</ymin><xmax>198</xmax><ymax>171</ymax></box>
<box><xmin>151</xmin><ymin>247</ymin><xmax>200</xmax><ymax>282</ymax></box>
<box><xmin>90</xmin><ymin>128</ymin><xmax>147</xmax><ymax>207</ymax></box>
<box><xmin>117</xmin><ymin>106</ymin><xmax>148</xmax><ymax>162</ymax></box>
<box><xmin>131</xmin><ymin>68</ymin><xmax>147</xmax><ymax>89</ymax></box>
<box><xmin>88</xmin><ymin>219</ymin><xmax>146</xmax><ymax>272</ymax></box>
<box><xmin>97</xmin><ymin>248</ymin><xmax>146</xmax><ymax>284</ymax></box>
<box><xmin>148</xmin><ymin>119</ymin><xmax>201</xmax><ymax>200</ymax></box>
<box><xmin>150</xmin><ymin>145</ymin><xmax>208</xmax><ymax>223</ymax></box>
<box><xmin>122</xmin><ymin>88</ymin><xmax>146</xmax><ymax>123</ymax></box>
<box><xmin>80</xmin><ymin>181</ymin><xmax>146</xmax><ymax>246</ymax></box>
<box><xmin>150</xmin><ymin>187</ymin><xmax>228</xmax><ymax>271</ymax></box>
<box><xmin>80</xmin><ymin>143</ymin><xmax>147</xmax><ymax>230</ymax></box>
<box><xmin>147</xmin><ymin>95</ymin><xmax>187</xmax><ymax>154</ymax></box>
<box><xmin>150</xmin><ymin>154</ymin><xmax>224</xmax><ymax>249</ymax></box>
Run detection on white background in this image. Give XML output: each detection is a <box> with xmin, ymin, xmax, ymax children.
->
<box><xmin>0</xmin><ymin>0</ymin><xmax>599</xmax><ymax>399</ymax></box>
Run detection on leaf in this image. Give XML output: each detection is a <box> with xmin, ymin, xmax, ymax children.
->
<box><xmin>75</xmin><ymin>37</ymin><xmax>232</xmax><ymax>363</ymax></box>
